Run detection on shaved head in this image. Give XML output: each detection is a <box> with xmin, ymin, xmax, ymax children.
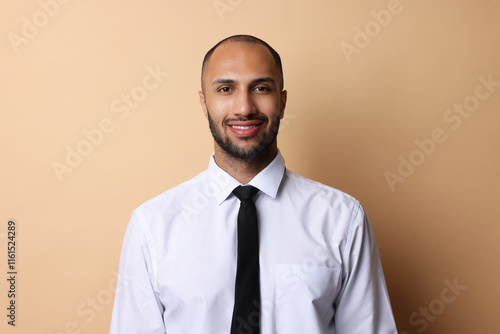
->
<box><xmin>201</xmin><ymin>35</ymin><xmax>284</xmax><ymax>93</ymax></box>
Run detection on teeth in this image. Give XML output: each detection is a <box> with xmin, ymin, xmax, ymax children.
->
<box><xmin>231</xmin><ymin>125</ymin><xmax>256</xmax><ymax>129</ymax></box>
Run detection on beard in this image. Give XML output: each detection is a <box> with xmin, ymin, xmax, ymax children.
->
<box><xmin>206</xmin><ymin>107</ymin><xmax>281</xmax><ymax>160</ymax></box>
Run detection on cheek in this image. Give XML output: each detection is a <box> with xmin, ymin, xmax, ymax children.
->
<box><xmin>256</xmin><ymin>98</ymin><xmax>281</xmax><ymax>118</ymax></box>
<box><xmin>208</xmin><ymin>98</ymin><xmax>232</xmax><ymax>119</ymax></box>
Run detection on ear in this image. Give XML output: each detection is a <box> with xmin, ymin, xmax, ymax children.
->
<box><xmin>198</xmin><ymin>91</ymin><xmax>208</xmax><ymax>119</ymax></box>
<box><xmin>279</xmin><ymin>90</ymin><xmax>287</xmax><ymax>119</ymax></box>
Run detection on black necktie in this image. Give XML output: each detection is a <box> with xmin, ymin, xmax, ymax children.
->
<box><xmin>230</xmin><ymin>185</ymin><xmax>261</xmax><ymax>334</ymax></box>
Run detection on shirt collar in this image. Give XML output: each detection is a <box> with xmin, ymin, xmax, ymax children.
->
<box><xmin>207</xmin><ymin>150</ymin><xmax>286</xmax><ymax>205</ymax></box>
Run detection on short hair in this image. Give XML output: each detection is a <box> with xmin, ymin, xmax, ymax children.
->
<box><xmin>201</xmin><ymin>35</ymin><xmax>284</xmax><ymax>92</ymax></box>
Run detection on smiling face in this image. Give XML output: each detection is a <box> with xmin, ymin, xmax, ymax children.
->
<box><xmin>199</xmin><ymin>41</ymin><xmax>287</xmax><ymax>161</ymax></box>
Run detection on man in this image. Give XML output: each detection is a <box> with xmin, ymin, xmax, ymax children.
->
<box><xmin>110</xmin><ymin>35</ymin><xmax>398</xmax><ymax>334</ymax></box>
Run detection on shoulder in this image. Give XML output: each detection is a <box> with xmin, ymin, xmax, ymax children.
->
<box><xmin>284</xmin><ymin>169</ymin><xmax>358</xmax><ymax>203</ymax></box>
<box><xmin>134</xmin><ymin>170</ymin><xmax>208</xmax><ymax>215</ymax></box>
<box><xmin>282</xmin><ymin>169</ymin><xmax>364</xmax><ymax>220</ymax></box>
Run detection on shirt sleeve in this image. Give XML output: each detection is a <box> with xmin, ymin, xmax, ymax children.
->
<box><xmin>109</xmin><ymin>209</ymin><xmax>166</xmax><ymax>334</ymax></box>
<box><xmin>333</xmin><ymin>202</ymin><xmax>398</xmax><ymax>334</ymax></box>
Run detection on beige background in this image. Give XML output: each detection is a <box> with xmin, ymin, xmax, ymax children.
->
<box><xmin>1</xmin><ymin>0</ymin><xmax>499</xmax><ymax>333</ymax></box>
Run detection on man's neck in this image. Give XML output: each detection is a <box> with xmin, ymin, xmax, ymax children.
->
<box><xmin>213</xmin><ymin>144</ymin><xmax>278</xmax><ymax>185</ymax></box>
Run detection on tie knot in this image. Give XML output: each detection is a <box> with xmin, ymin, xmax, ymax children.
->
<box><xmin>232</xmin><ymin>185</ymin><xmax>259</xmax><ymax>201</ymax></box>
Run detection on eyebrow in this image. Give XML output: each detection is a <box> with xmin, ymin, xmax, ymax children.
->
<box><xmin>251</xmin><ymin>77</ymin><xmax>276</xmax><ymax>85</ymax></box>
<box><xmin>211</xmin><ymin>78</ymin><xmax>236</xmax><ymax>86</ymax></box>
<box><xmin>211</xmin><ymin>77</ymin><xmax>276</xmax><ymax>87</ymax></box>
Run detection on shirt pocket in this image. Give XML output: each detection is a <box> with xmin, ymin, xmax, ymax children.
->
<box><xmin>275</xmin><ymin>263</ymin><xmax>341</xmax><ymax>333</ymax></box>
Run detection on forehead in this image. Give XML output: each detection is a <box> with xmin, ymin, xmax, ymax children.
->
<box><xmin>205</xmin><ymin>42</ymin><xmax>279</xmax><ymax>84</ymax></box>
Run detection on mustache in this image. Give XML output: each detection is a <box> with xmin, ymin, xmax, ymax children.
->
<box><xmin>223</xmin><ymin>116</ymin><xmax>268</xmax><ymax>125</ymax></box>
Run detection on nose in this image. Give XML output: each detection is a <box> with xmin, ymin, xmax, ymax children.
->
<box><xmin>233</xmin><ymin>90</ymin><xmax>256</xmax><ymax>117</ymax></box>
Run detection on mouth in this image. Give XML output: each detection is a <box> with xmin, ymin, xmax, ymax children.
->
<box><xmin>227</xmin><ymin>120</ymin><xmax>264</xmax><ymax>137</ymax></box>
<box><xmin>230</xmin><ymin>125</ymin><xmax>258</xmax><ymax>129</ymax></box>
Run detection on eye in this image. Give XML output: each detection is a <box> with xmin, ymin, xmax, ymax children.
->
<box><xmin>253</xmin><ymin>86</ymin><xmax>270</xmax><ymax>92</ymax></box>
<box><xmin>217</xmin><ymin>86</ymin><xmax>231</xmax><ymax>93</ymax></box>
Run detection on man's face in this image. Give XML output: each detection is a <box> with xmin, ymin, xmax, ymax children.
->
<box><xmin>199</xmin><ymin>42</ymin><xmax>287</xmax><ymax>160</ymax></box>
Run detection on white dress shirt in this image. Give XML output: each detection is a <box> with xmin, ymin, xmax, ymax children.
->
<box><xmin>110</xmin><ymin>151</ymin><xmax>398</xmax><ymax>334</ymax></box>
